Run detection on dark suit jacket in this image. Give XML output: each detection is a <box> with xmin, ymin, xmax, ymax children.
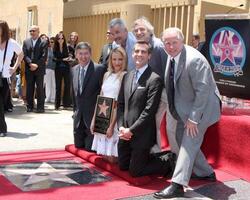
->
<box><xmin>98</xmin><ymin>43</ymin><xmax>112</xmax><ymax>68</ymax></box>
<box><xmin>117</xmin><ymin>66</ymin><xmax>163</xmax><ymax>149</ymax></box>
<box><xmin>23</xmin><ymin>37</ymin><xmax>48</xmax><ymax>75</ymax></box>
<box><xmin>149</xmin><ymin>36</ymin><xmax>168</xmax><ymax>80</ymax></box>
<box><xmin>72</xmin><ymin>61</ymin><xmax>106</xmax><ymax>129</ymax></box>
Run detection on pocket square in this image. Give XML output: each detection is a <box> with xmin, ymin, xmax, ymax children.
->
<box><xmin>137</xmin><ymin>86</ymin><xmax>145</xmax><ymax>89</ymax></box>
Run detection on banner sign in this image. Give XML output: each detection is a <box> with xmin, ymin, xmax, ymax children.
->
<box><xmin>204</xmin><ymin>17</ymin><xmax>250</xmax><ymax>99</ymax></box>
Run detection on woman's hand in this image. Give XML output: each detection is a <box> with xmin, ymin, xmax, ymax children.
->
<box><xmin>90</xmin><ymin>121</ymin><xmax>95</xmax><ymax>135</ymax></box>
<box><xmin>106</xmin><ymin>126</ymin><xmax>114</xmax><ymax>138</ymax></box>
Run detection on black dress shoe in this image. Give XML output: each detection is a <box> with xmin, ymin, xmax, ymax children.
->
<box><xmin>0</xmin><ymin>132</ymin><xmax>7</xmax><ymax>137</ymax></box>
<box><xmin>36</xmin><ymin>109</ymin><xmax>45</xmax><ymax>113</ymax></box>
<box><xmin>158</xmin><ymin>152</ymin><xmax>176</xmax><ymax>177</ymax></box>
<box><xmin>191</xmin><ymin>172</ymin><xmax>216</xmax><ymax>182</ymax></box>
<box><xmin>154</xmin><ymin>182</ymin><xmax>184</xmax><ymax>199</ymax></box>
<box><xmin>27</xmin><ymin>108</ymin><xmax>33</xmax><ymax>112</ymax></box>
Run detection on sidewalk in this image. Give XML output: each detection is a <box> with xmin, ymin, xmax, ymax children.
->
<box><xmin>0</xmin><ymin>99</ymin><xmax>73</xmax><ymax>153</ymax></box>
<box><xmin>1</xmin><ymin>99</ymin><xmax>250</xmax><ymax>200</ymax></box>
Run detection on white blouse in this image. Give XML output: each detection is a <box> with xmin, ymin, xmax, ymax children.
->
<box><xmin>0</xmin><ymin>38</ymin><xmax>22</xmax><ymax>78</ymax></box>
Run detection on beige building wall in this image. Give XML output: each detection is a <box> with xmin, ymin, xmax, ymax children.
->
<box><xmin>64</xmin><ymin>0</ymin><xmax>198</xmax><ymax>61</ymax></box>
<box><xmin>0</xmin><ymin>0</ymin><xmax>63</xmax><ymax>44</ymax></box>
<box><xmin>64</xmin><ymin>0</ymin><xmax>250</xmax><ymax>61</ymax></box>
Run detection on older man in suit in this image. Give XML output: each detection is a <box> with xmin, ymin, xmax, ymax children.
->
<box><xmin>117</xmin><ymin>41</ymin><xmax>172</xmax><ymax>177</ymax></box>
<box><xmin>154</xmin><ymin>28</ymin><xmax>221</xmax><ymax>199</ymax></box>
<box><xmin>109</xmin><ymin>18</ymin><xmax>136</xmax><ymax>71</ymax></box>
<box><xmin>72</xmin><ymin>42</ymin><xmax>106</xmax><ymax>151</ymax></box>
<box><xmin>23</xmin><ymin>25</ymin><xmax>48</xmax><ymax>113</ymax></box>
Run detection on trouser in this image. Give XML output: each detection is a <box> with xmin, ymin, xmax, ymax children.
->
<box><xmin>55</xmin><ymin>67</ymin><xmax>71</xmax><ymax>108</ymax></box>
<box><xmin>168</xmin><ymin>114</ymin><xmax>214</xmax><ymax>186</ymax></box>
<box><xmin>0</xmin><ymin>79</ymin><xmax>7</xmax><ymax>133</ymax></box>
<box><xmin>151</xmin><ymin>91</ymin><xmax>167</xmax><ymax>153</ymax></box>
<box><xmin>73</xmin><ymin>116</ymin><xmax>94</xmax><ymax>151</ymax></box>
<box><xmin>2</xmin><ymin>78</ymin><xmax>13</xmax><ymax>110</ymax></box>
<box><xmin>25</xmin><ymin>72</ymin><xmax>45</xmax><ymax>110</ymax></box>
<box><xmin>118</xmin><ymin>140</ymin><xmax>170</xmax><ymax>177</ymax></box>
<box><xmin>44</xmin><ymin>69</ymin><xmax>55</xmax><ymax>102</ymax></box>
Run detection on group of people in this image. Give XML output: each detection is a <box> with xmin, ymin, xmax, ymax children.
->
<box><xmin>23</xmin><ymin>27</ymin><xmax>79</xmax><ymax>112</ymax></box>
<box><xmin>71</xmin><ymin>17</ymin><xmax>221</xmax><ymax>199</ymax></box>
<box><xmin>0</xmin><ymin>16</ymin><xmax>221</xmax><ymax>199</ymax></box>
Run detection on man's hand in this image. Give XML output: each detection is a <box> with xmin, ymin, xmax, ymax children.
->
<box><xmin>185</xmin><ymin>120</ymin><xmax>198</xmax><ymax>138</ymax></box>
<box><xmin>118</xmin><ymin>127</ymin><xmax>133</xmax><ymax>141</ymax></box>
<box><xmin>29</xmin><ymin>63</ymin><xmax>38</xmax><ymax>71</ymax></box>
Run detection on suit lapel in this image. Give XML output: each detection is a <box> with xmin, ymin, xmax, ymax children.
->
<box><xmin>175</xmin><ymin>46</ymin><xmax>186</xmax><ymax>83</ymax></box>
<box><xmin>164</xmin><ymin>59</ymin><xmax>170</xmax><ymax>92</ymax></box>
<box><xmin>82</xmin><ymin>61</ymin><xmax>94</xmax><ymax>93</ymax></box>
<box><xmin>129</xmin><ymin>67</ymin><xmax>151</xmax><ymax>99</ymax></box>
<box><xmin>74</xmin><ymin>65</ymin><xmax>80</xmax><ymax>96</ymax></box>
<box><xmin>127</xmin><ymin>70</ymin><xmax>135</xmax><ymax>97</ymax></box>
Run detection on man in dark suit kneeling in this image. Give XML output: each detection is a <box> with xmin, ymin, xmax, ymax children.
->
<box><xmin>117</xmin><ymin>41</ymin><xmax>172</xmax><ymax>177</ymax></box>
<box><xmin>72</xmin><ymin>42</ymin><xmax>106</xmax><ymax>151</ymax></box>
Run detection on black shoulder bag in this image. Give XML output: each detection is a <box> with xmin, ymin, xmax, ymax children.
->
<box><xmin>0</xmin><ymin>40</ymin><xmax>9</xmax><ymax>88</ymax></box>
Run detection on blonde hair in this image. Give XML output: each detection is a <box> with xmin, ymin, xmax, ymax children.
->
<box><xmin>105</xmin><ymin>46</ymin><xmax>127</xmax><ymax>81</ymax></box>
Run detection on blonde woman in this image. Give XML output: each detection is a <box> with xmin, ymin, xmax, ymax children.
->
<box><xmin>91</xmin><ymin>46</ymin><xmax>127</xmax><ymax>163</ymax></box>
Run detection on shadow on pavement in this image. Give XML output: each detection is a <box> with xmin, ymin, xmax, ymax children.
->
<box><xmin>6</xmin><ymin>132</ymin><xmax>38</xmax><ymax>139</ymax></box>
<box><xmin>5</xmin><ymin>105</ymin><xmax>61</xmax><ymax>120</ymax></box>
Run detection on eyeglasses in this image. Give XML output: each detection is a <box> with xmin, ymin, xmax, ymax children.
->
<box><xmin>106</xmin><ymin>32</ymin><xmax>111</xmax><ymax>35</ymax></box>
<box><xmin>29</xmin><ymin>30</ymin><xmax>36</xmax><ymax>33</ymax></box>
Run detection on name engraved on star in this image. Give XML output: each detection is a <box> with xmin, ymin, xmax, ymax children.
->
<box><xmin>94</xmin><ymin>95</ymin><xmax>115</xmax><ymax>134</ymax></box>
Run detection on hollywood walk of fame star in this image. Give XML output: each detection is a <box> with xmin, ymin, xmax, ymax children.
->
<box><xmin>98</xmin><ymin>100</ymin><xmax>109</xmax><ymax>117</ymax></box>
<box><xmin>219</xmin><ymin>32</ymin><xmax>236</xmax><ymax>65</ymax></box>
<box><xmin>3</xmin><ymin>162</ymin><xmax>83</xmax><ymax>186</ymax></box>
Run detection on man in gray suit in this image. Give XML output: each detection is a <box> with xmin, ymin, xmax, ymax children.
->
<box><xmin>154</xmin><ymin>27</ymin><xmax>221</xmax><ymax>199</ymax></box>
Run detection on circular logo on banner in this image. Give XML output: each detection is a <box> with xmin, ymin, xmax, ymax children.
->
<box><xmin>209</xmin><ymin>27</ymin><xmax>246</xmax><ymax>77</ymax></box>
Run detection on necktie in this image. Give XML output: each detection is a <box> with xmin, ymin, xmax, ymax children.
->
<box><xmin>78</xmin><ymin>67</ymin><xmax>85</xmax><ymax>94</ymax></box>
<box><xmin>131</xmin><ymin>70</ymin><xmax>139</xmax><ymax>92</ymax></box>
<box><xmin>167</xmin><ymin>58</ymin><xmax>178</xmax><ymax>119</ymax></box>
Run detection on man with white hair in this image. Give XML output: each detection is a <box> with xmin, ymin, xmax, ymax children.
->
<box><xmin>132</xmin><ymin>17</ymin><xmax>168</xmax><ymax>153</ymax></box>
<box><xmin>109</xmin><ymin>18</ymin><xmax>136</xmax><ymax>71</ymax></box>
<box><xmin>23</xmin><ymin>25</ymin><xmax>48</xmax><ymax>113</ymax></box>
<box><xmin>154</xmin><ymin>27</ymin><xmax>221</xmax><ymax>199</ymax></box>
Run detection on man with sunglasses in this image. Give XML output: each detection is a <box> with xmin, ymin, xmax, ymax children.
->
<box><xmin>23</xmin><ymin>25</ymin><xmax>48</xmax><ymax>113</ymax></box>
<box><xmin>98</xmin><ymin>29</ymin><xmax>114</xmax><ymax>68</ymax></box>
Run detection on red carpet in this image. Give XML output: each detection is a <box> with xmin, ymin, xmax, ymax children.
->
<box><xmin>65</xmin><ymin>144</ymin><xmax>151</xmax><ymax>186</ymax></box>
<box><xmin>0</xmin><ymin>149</ymin><xmax>240</xmax><ymax>200</ymax></box>
<box><xmin>0</xmin><ymin>150</ymin><xmax>163</xmax><ymax>200</ymax></box>
<box><xmin>202</xmin><ymin>115</ymin><xmax>250</xmax><ymax>181</ymax></box>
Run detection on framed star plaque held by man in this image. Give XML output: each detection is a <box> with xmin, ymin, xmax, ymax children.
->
<box><xmin>93</xmin><ymin>95</ymin><xmax>115</xmax><ymax>134</ymax></box>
